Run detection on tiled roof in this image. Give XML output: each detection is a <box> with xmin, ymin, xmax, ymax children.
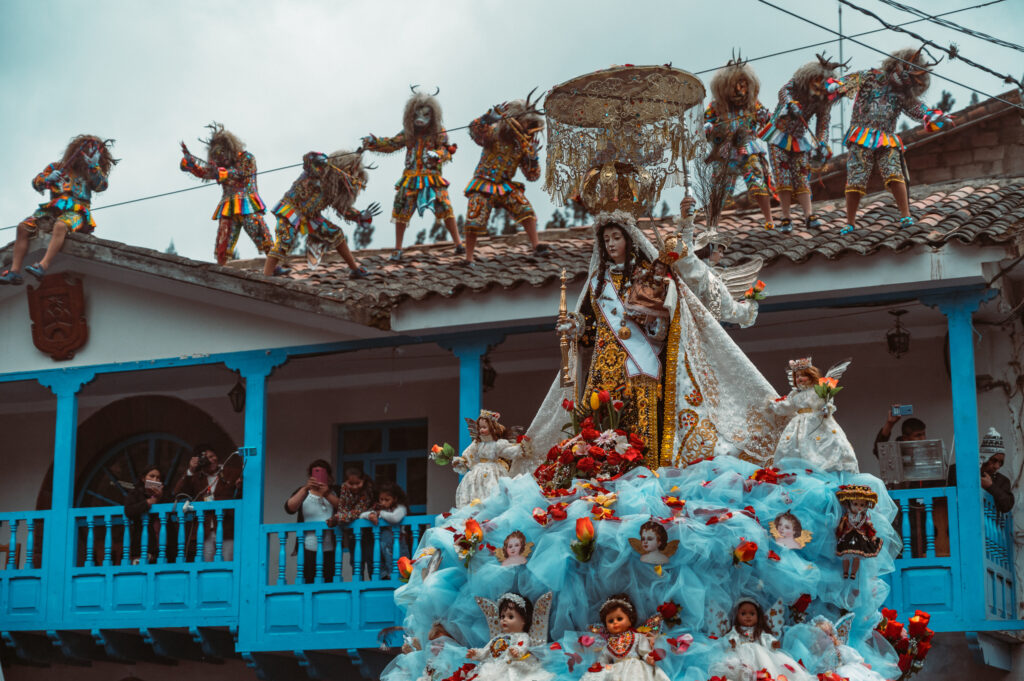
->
<box><xmin>233</xmin><ymin>176</ymin><xmax>1024</xmax><ymax>320</ymax></box>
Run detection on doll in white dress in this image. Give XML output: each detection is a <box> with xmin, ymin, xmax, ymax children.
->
<box><xmin>461</xmin><ymin>592</ymin><xmax>553</xmax><ymax>681</ymax></box>
<box><xmin>452</xmin><ymin>410</ymin><xmax>524</xmax><ymax>508</ymax></box>
<box><xmin>580</xmin><ymin>593</ymin><xmax>670</xmax><ymax>681</ymax></box>
<box><xmin>711</xmin><ymin>597</ymin><xmax>814</xmax><ymax>681</ymax></box>
<box><xmin>807</xmin><ymin>614</ymin><xmax>888</xmax><ymax>681</ymax></box>
<box><xmin>770</xmin><ymin>357</ymin><xmax>859</xmax><ymax>473</ymax></box>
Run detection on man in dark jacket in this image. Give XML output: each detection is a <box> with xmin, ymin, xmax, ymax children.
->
<box><xmin>948</xmin><ymin>427</ymin><xmax>1015</xmax><ymax>513</ymax></box>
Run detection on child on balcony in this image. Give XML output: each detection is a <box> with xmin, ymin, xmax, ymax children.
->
<box><xmin>328</xmin><ymin>467</ymin><xmax>376</xmax><ymax>579</ymax></box>
<box><xmin>361</xmin><ymin>481</ymin><xmax>410</xmax><ymax>579</ymax></box>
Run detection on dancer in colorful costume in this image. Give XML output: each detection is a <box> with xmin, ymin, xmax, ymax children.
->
<box><xmin>839</xmin><ymin>47</ymin><xmax>952</xmax><ymax>234</ymax></box>
<box><xmin>464</xmin><ymin>92</ymin><xmax>548</xmax><ymax>263</ymax></box>
<box><xmin>769</xmin><ymin>357</ymin><xmax>859</xmax><ymax>472</ymax></box>
<box><xmin>1</xmin><ymin>135</ymin><xmax>117</xmax><ymax>284</ymax></box>
<box><xmin>261</xmin><ymin>150</ymin><xmax>379</xmax><ymax>277</ymax></box>
<box><xmin>180</xmin><ymin>123</ymin><xmax>273</xmax><ymax>265</ymax></box>
<box><xmin>704</xmin><ymin>54</ymin><xmax>774</xmax><ymax>230</ymax></box>
<box><xmin>759</xmin><ymin>53</ymin><xmax>847</xmax><ymax>232</ymax></box>
<box><xmin>362</xmin><ymin>88</ymin><xmax>465</xmax><ymax>261</ymax></box>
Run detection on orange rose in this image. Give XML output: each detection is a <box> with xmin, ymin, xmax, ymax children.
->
<box><xmin>397</xmin><ymin>556</ymin><xmax>413</xmax><ymax>581</ymax></box>
<box><xmin>576</xmin><ymin>517</ymin><xmax>595</xmax><ymax>542</ymax></box>
<box><xmin>464</xmin><ymin>518</ymin><xmax>483</xmax><ymax>542</ymax></box>
<box><xmin>732</xmin><ymin>538</ymin><xmax>758</xmax><ymax>564</ymax></box>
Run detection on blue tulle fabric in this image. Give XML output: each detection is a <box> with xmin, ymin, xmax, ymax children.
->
<box><xmin>382</xmin><ymin>457</ymin><xmax>902</xmax><ymax>681</ymax></box>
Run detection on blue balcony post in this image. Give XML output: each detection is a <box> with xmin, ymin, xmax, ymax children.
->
<box><xmin>443</xmin><ymin>334</ymin><xmax>505</xmax><ymax>454</ymax></box>
<box><xmin>225</xmin><ymin>351</ymin><xmax>287</xmax><ymax>651</ymax></box>
<box><xmin>922</xmin><ymin>287</ymin><xmax>996</xmax><ymax>624</ymax></box>
<box><xmin>36</xmin><ymin>368</ymin><xmax>96</xmax><ymax>623</ymax></box>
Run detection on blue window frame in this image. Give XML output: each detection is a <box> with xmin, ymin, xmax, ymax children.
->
<box><xmin>336</xmin><ymin>420</ymin><xmax>428</xmax><ymax>514</ymax></box>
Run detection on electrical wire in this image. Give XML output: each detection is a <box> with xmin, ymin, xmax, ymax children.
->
<box><xmin>873</xmin><ymin>0</ymin><xmax>1024</xmax><ymax>54</ymax></box>
<box><xmin>0</xmin><ymin>0</ymin><xmax>1008</xmax><ymax>234</ymax></box>
<box><xmin>756</xmin><ymin>0</ymin><xmax>1024</xmax><ymax>112</ymax></box>
<box><xmin>837</xmin><ymin>0</ymin><xmax>1024</xmax><ymax>88</ymax></box>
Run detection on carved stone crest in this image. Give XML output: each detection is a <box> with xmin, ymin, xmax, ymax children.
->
<box><xmin>26</xmin><ymin>273</ymin><xmax>88</xmax><ymax>361</ymax></box>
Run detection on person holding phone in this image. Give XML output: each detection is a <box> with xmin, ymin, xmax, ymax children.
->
<box><xmin>872</xmin><ymin>405</ymin><xmax>927</xmax><ymax>459</ymax></box>
<box><xmin>124</xmin><ymin>467</ymin><xmax>169</xmax><ymax>565</ymax></box>
<box><xmin>285</xmin><ymin>459</ymin><xmax>341</xmax><ymax>583</ymax></box>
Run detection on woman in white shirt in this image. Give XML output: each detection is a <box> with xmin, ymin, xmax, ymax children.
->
<box><xmin>284</xmin><ymin>459</ymin><xmax>341</xmax><ymax>583</ymax></box>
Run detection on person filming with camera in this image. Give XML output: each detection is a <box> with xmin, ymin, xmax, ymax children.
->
<box><xmin>173</xmin><ymin>444</ymin><xmax>242</xmax><ymax>561</ymax></box>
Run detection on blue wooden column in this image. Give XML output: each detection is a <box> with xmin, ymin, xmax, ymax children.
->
<box><xmin>37</xmin><ymin>369</ymin><xmax>96</xmax><ymax>625</ymax></box>
<box><xmin>226</xmin><ymin>351</ymin><xmax>287</xmax><ymax>652</ymax></box>
<box><xmin>922</xmin><ymin>288</ymin><xmax>996</xmax><ymax>624</ymax></box>
<box><xmin>443</xmin><ymin>335</ymin><xmax>505</xmax><ymax>453</ymax></box>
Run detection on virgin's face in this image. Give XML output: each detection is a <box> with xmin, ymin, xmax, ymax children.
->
<box><xmin>737</xmin><ymin>603</ymin><xmax>758</xmax><ymax>627</ymax></box>
<box><xmin>605</xmin><ymin>607</ymin><xmax>631</xmax><ymax>634</ymax></box>
<box><xmin>505</xmin><ymin>537</ymin><xmax>522</xmax><ymax>556</ymax></box>
<box><xmin>500</xmin><ymin>607</ymin><xmax>526</xmax><ymax>633</ymax></box>
<box><xmin>603</xmin><ymin>227</ymin><xmax>627</xmax><ymax>265</ymax></box>
<box><xmin>640</xmin><ymin>529</ymin><xmax>659</xmax><ymax>553</ymax></box>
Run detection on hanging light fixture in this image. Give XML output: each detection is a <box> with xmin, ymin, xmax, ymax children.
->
<box><xmin>886</xmin><ymin>310</ymin><xmax>911</xmax><ymax>359</ymax></box>
<box><xmin>228</xmin><ymin>378</ymin><xmax>246</xmax><ymax>413</ymax></box>
<box><xmin>482</xmin><ymin>355</ymin><xmax>497</xmax><ymax>393</ymax></box>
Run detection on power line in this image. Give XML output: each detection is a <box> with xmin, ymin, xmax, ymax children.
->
<box><xmin>1</xmin><ymin>0</ymin><xmax>1009</xmax><ymax>233</ymax></box>
<box><xmin>756</xmin><ymin>0</ymin><xmax>1024</xmax><ymax>111</ymax></box>
<box><xmin>837</xmin><ymin>0</ymin><xmax>1023</xmax><ymax>88</ymax></box>
<box><xmin>874</xmin><ymin>0</ymin><xmax>1024</xmax><ymax>54</ymax></box>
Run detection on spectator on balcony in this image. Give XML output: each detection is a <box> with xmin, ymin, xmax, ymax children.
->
<box><xmin>285</xmin><ymin>459</ymin><xmax>341</xmax><ymax>583</ymax></box>
<box><xmin>173</xmin><ymin>445</ymin><xmax>242</xmax><ymax>561</ymax></box>
<box><xmin>360</xmin><ymin>480</ymin><xmax>410</xmax><ymax>579</ymax></box>
<box><xmin>873</xmin><ymin>410</ymin><xmax>927</xmax><ymax>459</ymax></box>
<box><xmin>328</xmin><ymin>467</ymin><xmax>376</xmax><ymax>578</ymax></box>
<box><xmin>948</xmin><ymin>427</ymin><xmax>1015</xmax><ymax>514</ymax></box>
<box><xmin>124</xmin><ymin>466</ymin><xmax>168</xmax><ymax>565</ymax></box>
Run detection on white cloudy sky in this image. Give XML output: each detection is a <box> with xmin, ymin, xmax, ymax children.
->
<box><xmin>1</xmin><ymin>0</ymin><xmax>1021</xmax><ymax>262</ymax></box>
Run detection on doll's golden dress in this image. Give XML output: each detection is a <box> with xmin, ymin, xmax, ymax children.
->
<box><xmin>452</xmin><ymin>438</ymin><xmax>522</xmax><ymax>508</ymax></box>
<box><xmin>770</xmin><ymin>387</ymin><xmax>859</xmax><ymax>472</ymax></box>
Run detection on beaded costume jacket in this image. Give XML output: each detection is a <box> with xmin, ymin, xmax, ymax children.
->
<box><xmin>181</xmin><ymin>150</ymin><xmax>267</xmax><ymax>219</ymax></box>
<box><xmin>273</xmin><ymin>152</ymin><xmax>360</xmax><ymax>222</ymax></box>
<box><xmin>33</xmin><ymin>162</ymin><xmax>108</xmax><ymax>206</ymax></box>
<box><xmin>761</xmin><ymin>80</ymin><xmax>831</xmax><ymax>149</ymax></box>
<box><xmin>363</xmin><ymin>132</ymin><xmax>454</xmax><ymax>190</ymax></box>
<box><xmin>465</xmin><ymin>114</ymin><xmax>541</xmax><ymax>195</ymax></box>
<box><xmin>843</xmin><ymin>70</ymin><xmax>935</xmax><ymax>149</ymax></box>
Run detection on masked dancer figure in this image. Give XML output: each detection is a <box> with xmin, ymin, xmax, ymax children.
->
<box><xmin>180</xmin><ymin>123</ymin><xmax>273</xmax><ymax>265</ymax></box>
<box><xmin>839</xmin><ymin>47</ymin><xmax>952</xmax><ymax>234</ymax></box>
<box><xmin>759</xmin><ymin>53</ymin><xmax>847</xmax><ymax>232</ymax></box>
<box><xmin>362</xmin><ymin>88</ymin><xmax>464</xmax><ymax>261</ymax></box>
<box><xmin>262</xmin><ymin>150</ymin><xmax>379</xmax><ymax>277</ymax></box>
<box><xmin>704</xmin><ymin>54</ymin><xmax>774</xmax><ymax>230</ymax></box>
<box><xmin>464</xmin><ymin>93</ymin><xmax>548</xmax><ymax>263</ymax></box>
<box><xmin>1</xmin><ymin>136</ymin><xmax>117</xmax><ymax>284</ymax></box>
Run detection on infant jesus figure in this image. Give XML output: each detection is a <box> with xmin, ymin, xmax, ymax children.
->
<box><xmin>624</xmin><ymin>258</ymin><xmax>676</xmax><ymax>333</ymax></box>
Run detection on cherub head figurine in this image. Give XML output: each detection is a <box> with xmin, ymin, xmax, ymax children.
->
<box><xmin>770</xmin><ymin>511</ymin><xmax>812</xmax><ymax>550</ymax></box>
<box><xmin>495</xmin><ymin>530</ymin><xmax>533</xmax><ymax>566</ymax></box>
<box><xmin>629</xmin><ymin>519</ymin><xmax>679</xmax><ymax>565</ymax></box>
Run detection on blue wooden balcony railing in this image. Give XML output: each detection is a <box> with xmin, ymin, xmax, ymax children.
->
<box><xmin>886</xmin><ymin>487</ymin><xmax>1017</xmax><ymax>630</ymax></box>
<box><xmin>0</xmin><ymin>510</ymin><xmax>48</xmax><ymax>628</ymax></box>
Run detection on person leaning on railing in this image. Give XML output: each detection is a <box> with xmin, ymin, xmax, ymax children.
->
<box><xmin>327</xmin><ymin>467</ymin><xmax>376</xmax><ymax>578</ymax></box>
<box><xmin>284</xmin><ymin>459</ymin><xmax>341</xmax><ymax>583</ymax></box>
<box><xmin>360</xmin><ymin>480</ymin><xmax>411</xmax><ymax>579</ymax></box>
<box><xmin>947</xmin><ymin>427</ymin><xmax>1015</xmax><ymax>514</ymax></box>
<box><xmin>172</xmin><ymin>445</ymin><xmax>242</xmax><ymax>561</ymax></box>
<box><xmin>124</xmin><ymin>466</ymin><xmax>169</xmax><ymax>565</ymax></box>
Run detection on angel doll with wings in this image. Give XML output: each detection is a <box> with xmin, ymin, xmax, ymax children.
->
<box><xmin>463</xmin><ymin>591</ymin><xmax>554</xmax><ymax>681</ymax></box>
<box><xmin>769</xmin><ymin>357</ymin><xmax>859</xmax><ymax>473</ymax></box>
<box><xmin>629</xmin><ymin>520</ymin><xmax>679</xmax><ymax>566</ymax></box>
<box><xmin>786</xmin><ymin>614</ymin><xmax>889</xmax><ymax>681</ymax></box>
<box><xmin>452</xmin><ymin>410</ymin><xmax>526</xmax><ymax>508</ymax></box>
<box><xmin>708</xmin><ymin>597</ymin><xmax>815</xmax><ymax>681</ymax></box>
<box><xmin>580</xmin><ymin>593</ymin><xmax>670</xmax><ymax>681</ymax></box>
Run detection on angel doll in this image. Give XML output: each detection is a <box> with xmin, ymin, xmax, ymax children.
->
<box><xmin>769</xmin><ymin>357</ymin><xmax>859</xmax><ymax>473</ymax></box>
<box><xmin>581</xmin><ymin>593</ymin><xmax>670</xmax><ymax>681</ymax></box>
<box><xmin>496</xmin><ymin>530</ymin><xmax>533</xmax><ymax>567</ymax></box>
<box><xmin>463</xmin><ymin>591</ymin><xmax>554</xmax><ymax>681</ymax></box>
<box><xmin>710</xmin><ymin>597</ymin><xmax>814</xmax><ymax>681</ymax></box>
<box><xmin>835</xmin><ymin>485</ymin><xmax>882</xmax><ymax>580</ymax></box>
<box><xmin>629</xmin><ymin>520</ymin><xmax>679</xmax><ymax>565</ymax></box>
<box><xmin>452</xmin><ymin>410</ymin><xmax>525</xmax><ymax>508</ymax></box>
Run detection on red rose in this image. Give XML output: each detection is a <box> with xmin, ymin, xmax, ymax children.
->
<box><xmin>884</xmin><ymin>621</ymin><xmax>904</xmax><ymax>639</ymax></box>
<box><xmin>897</xmin><ymin>654</ymin><xmax>913</xmax><ymax>673</ymax></box>
<box><xmin>607</xmin><ymin>452</ymin><xmax>623</xmax><ymax>467</ymax></box>
<box><xmin>792</xmin><ymin>594</ymin><xmax>811</xmax><ymax>613</ymax></box>
<box><xmin>732</xmin><ymin>538</ymin><xmax>758</xmax><ymax>564</ymax></box>
<box><xmin>559</xmin><ymin>450</ymin><xmax>575</xmax><ymax>465</ymax></box>
<box><xmin>628</xmin><ymin>433</ymin><xmax>644</xmax><ymax>448</ymax></box>
<box><xmin>581</xmin><ymin>427</ymin><xmax>601</xmax><ymax>441</ymax></box>
<box><xmin>587</xmin><ymin>663</ymin><xmax>604</xmax><ymax>673</ymax></box>
<box><xmin>547</xmin><ymin>446</ymin><xmax>560</xmax><ymax>461</ymax></box>
<box><xmin>915</xmin><ymin>640</ymin><xmax>932</xmax><ymax>659</ymax></box>
<box><xmin>577</xmin><ymin>456</ymin><xmax>597</xmax><ymax>474</ymax></box>
<box><xmin>657</xmin><ymin>601</ymin><xmax>680</xmax><ymax>619</ymax></box>
<box><xmin>548</xmin><ymin>504</ymin><xmax>568</xmax><ymax>521</ymax></box>
<box><xmin>623</xmin><ymin>448</ymin><xmax>642</xmax><ymax>462</ymax></box>
<box><xmin>588</xmin><ymin>445</ymin><xmax>606</xmax><ymax>459</ymax></box>
<box><xmin>767</xmin><ymin>550</ymin><xmax>781</xmax><ymax>561</ymax></box>
<box><xmin>561</xmin><ymin>399</ymin><xmax>574</xmax><ymax>412</ymax></box>
<box><xmin>613</xmin><ymin>400</ymin><xmax>624</xmax><ymax>411</ymax></box>
<box><xmin>598</xmin><ymin>389</ymin><xmax>611</xmax><ymax>404</ymax></box>
<box><xmin>881</xmin><ymin>608</ymin><xmax>898</xmax><ymax>621</ymax></box>
<box><xmin>581</xmin><ymin>417</ymin><xmax>596</xmax><ymax>429</ymax></box>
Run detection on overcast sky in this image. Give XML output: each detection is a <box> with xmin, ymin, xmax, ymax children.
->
<box><xmin>1</xmin><ymin>0</ymin><xmax>1021</xmax><ymax>262</ymax></box>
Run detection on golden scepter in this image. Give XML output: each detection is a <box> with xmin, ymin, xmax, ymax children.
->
<box><xmin>558</xmin><ymin>268</ymin><xmax>575</xmax><ymax>390</ymax></box>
